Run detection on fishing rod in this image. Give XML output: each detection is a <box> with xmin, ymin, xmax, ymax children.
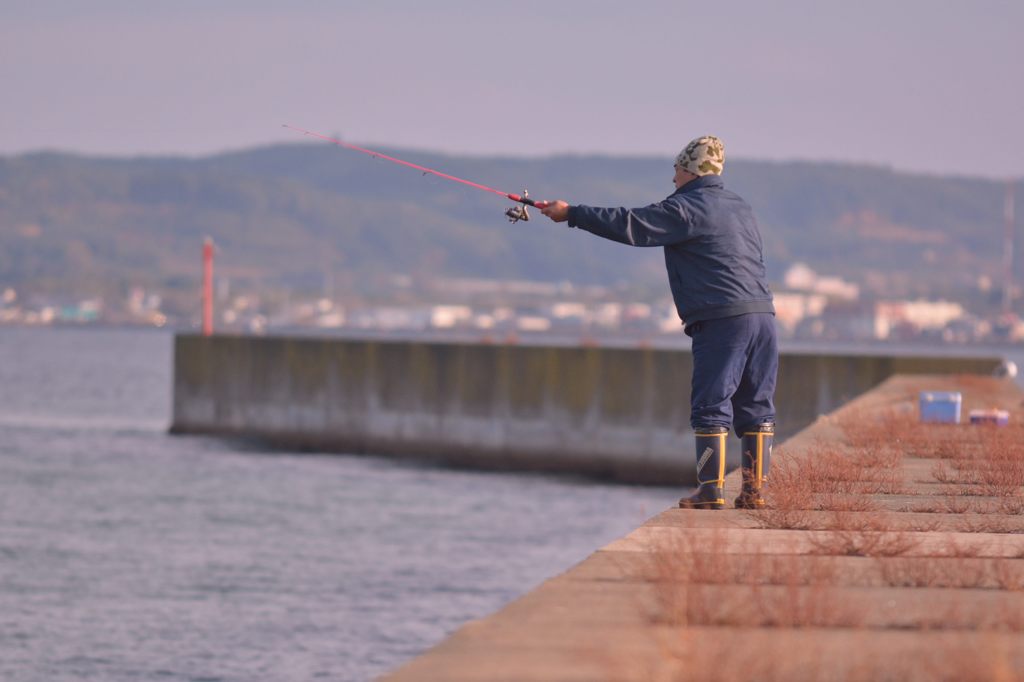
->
<box><xmin>282</xmin><ymin>124</ymin><xmax>548</xmax><ymax>223</ymax></box>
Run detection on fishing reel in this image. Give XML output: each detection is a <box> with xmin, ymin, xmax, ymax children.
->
<box><xmin>505</xmin><ymin>189</ymin><xmax>530</xmax><ymax>223</ymax></box>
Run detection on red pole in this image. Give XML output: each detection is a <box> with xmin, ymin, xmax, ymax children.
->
<box><xmin>202</xmin><ymin>237</ymin><xmax>214</xmax><ymax>336</ymax></box>
<box><xmin>1005</xmin><ymin>181</ymin><xmax>1016</xmax><ymax>315</ymax></box>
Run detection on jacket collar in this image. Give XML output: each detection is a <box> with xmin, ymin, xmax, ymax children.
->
<box><xmin>672</xmin><ymin>174</ymin><xmax>723</xmax><ymax>196</ymax></box>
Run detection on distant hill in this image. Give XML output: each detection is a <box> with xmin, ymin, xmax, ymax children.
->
<box><xmin>0</xmin><ymin>143</ymin><xmax>1015</xmax><ymax>313</ymax></box>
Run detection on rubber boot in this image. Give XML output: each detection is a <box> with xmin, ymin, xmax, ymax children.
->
<box><xmin>734</xmin><ymin>422</ymin><xmax>774</xmax><ymax>509</ymax></box>
<box><xmin>679</xmin><ymin>426</ymin><xmax>728</xmax><ymax>509</ymax></box>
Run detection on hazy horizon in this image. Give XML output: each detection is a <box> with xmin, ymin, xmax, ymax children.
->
<box><xmin>5</xmin><ymin>137</ymin><xmax>1018</xmax><ymax>185</ymax></box>
<box><xmin>4</xmin><ymin>1</ymin><xmax>1022</xmax><ymax>178</ymax></box>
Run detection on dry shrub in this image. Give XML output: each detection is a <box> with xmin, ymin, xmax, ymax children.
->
<box><xmin>940</xmin><ymin>496</ymin><xmax>973</xmax><ymax>514</ymax></box>
<box><xmin>824</xmin><ymin>511</ymin><xmax>887</xmax><ymax>532</ymax></box>
<box><xmin>932</xmin><ymin>460</ymin><xmax>979</xmax><ymax>484</ymax></box>
<box><xmin>645</xmin><ymin>535</ymin><xmax>867</xmax><ymax>629</ymax></box>
<box><xmin>957</xmin><ymin>516</ymin><xmax>1022</xmax><ymax>534</ymax></box>
<box><xmin>982</xmin><ymin>599</ymin><xmax>1024</xmax><ymax>632</ymax></box>
<box><xmin>918</xmin><ymin>634</ymin><xmax>1023</xmax><ymax>682</ymax></box>
<box><xmin>900</xmin><ymin>422</ymin><xmax>949</xmax><ymax>458</ymax></box>
<box><xmin>908</xmin><ymin>593</ymin><xmax>1024</xmax><ymax>632</ymax></box>
<box><xmin>698</xmin><ymin>562</ymin><xmax>862</xmax><ymax>629</ymax></box>
<box><xmin>661</xmin><ymin>631</ymin><xmax>1024</xmax><ymax>682</ymax></box>
<box><xmin>993</xmin><ymin>559</ymin><xmax>1024</xmax><ymax>591</ymax></box>
<box><xmin>646</xmin><ymin>532</ymin><xmax>716</xmax><ymax>626</ymax></box>
<box><xmin>747</xmin><ymin>582</ymin><xmax>866</xmax><ymax>629</ymax></box>
<box><xmin>996</xmin><ymin>497</ymin><xmax>1024</xmax><ymax>515</ymax></box>
<box><xmin>907</xmin><ymin>502</ymin><xmax>944</xmax><ymax>514</ymax></box>
<box><xmin>878</xmin><ymin>557</ymin><xmax>992</xmax><ymax>589</ymax></box>
<box><xmin>905</xmin><ymin>517</ymin><xmax>943</xmax><ymax>532</ymax></box>
<box><xmin>979</xmin><ymin>457</ymin><xmax>1024</xmax><ymax>497</ymax></box>
<box><xmin>802</xmin><ymin>442</ymin><xmax>905</xmax><ymax>494</ymax></box>
<box><xmin>924</xmin><ymin>423</ymin><xmax>1024</xmax><ymax>501</ymax></box>
<box><xmin>752</xmin><ymin>457</ymin><xmax>815</xmax><ymax>529</ymax></box>
<box><xmin>924</xmin><ymin>440</ymin><xmax>970</xmax><ymax>460</ymax></box>
<box><xmin>944</xmin><ymin>483</ymin><xmax>994</xmax><ymax>497</ymax></box>
<box><xmin>909</xmin><ymin>498</ymin><xmax>1002</xmax><ymax>514</ymax></box>
<box><xmin>916</xmin><ymin>595</ymin><xmax>969</xmax><ymax>631</ymax></box>
<box><xmin>848</xmin><ymin>444</ymin><xmax>903</xmax><ymax>469</ymax></box>
<box><xmin>759</xmin><ymin>554</ymin><xmax>838</xmax><ymax>586</ymax></box>
<box><xmin>878</xmin><ymin>557</ymin><xmax>944</xmax><ymax>587</ymax></box>
<box><xmin>836</xmin><ymin>408</ymin><xmax>913</xmax><ymax>451</ymax></box>
<box><xmin>940</xmin><ymin>537</ymin><xmax>985</xmax><ymax>558</ymax></box>
<box><xmin>809</xmin><ymin>529</ymin><xmax>921</xmax><ymax>557</ymax></box>
<box><xmin>933</xmin><ymin>457</ymin><xmax>1024</xmax><ymax>497</ymax></box>
<box><xmin>752</xmin><ymin>439</ymin><xmax>904</xmax><ymax>528</ymax></box>
<box><xmin>661</xmin><ymin>631</ymin><xmax>827</xmax><ymax>682</ymax></box>
<box><xmin>647</xmin><ymin>545</ymin><xmax>843</xmax><ymax>590</ymax></box>
<box><xmin>950</xmin><ymin>560</ymin><xmax>989</xmax><ymax>589</ymax></box>
<box><xmin>816</xmin><ymin>493</ymin><xmax>881</xmax><ymax>512</ymax></box>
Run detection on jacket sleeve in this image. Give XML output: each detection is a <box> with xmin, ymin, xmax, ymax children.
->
<box><xmin>567</xmin><ymin>198</ymin><xmax>696</xmax><ymax>247</ymax></box>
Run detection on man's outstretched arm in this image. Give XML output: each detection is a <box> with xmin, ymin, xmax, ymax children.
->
<box><xmin>540</xmin><ymin>199</ymin><xmax>695</xmax><ymax>247</ymax></box>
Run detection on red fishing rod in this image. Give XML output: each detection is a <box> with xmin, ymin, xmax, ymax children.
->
<box><xmin>282</xmin><ymin>124</ymin><xmax>547</xmax><ymax>222</ymax></box>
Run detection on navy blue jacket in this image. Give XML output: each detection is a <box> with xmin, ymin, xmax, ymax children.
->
<box><xmin>567</xmin><ymin>175</ymin><xmax>774</xmax><ymax>328</ymax></box>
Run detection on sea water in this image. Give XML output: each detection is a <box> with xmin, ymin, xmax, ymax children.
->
<box><xmin>0</xmin><ymin>327</ymin><xmax>678</xmax><ymax>681</ymax></box>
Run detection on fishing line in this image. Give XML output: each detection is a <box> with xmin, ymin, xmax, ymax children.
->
<box><xmin>282</xmin><ymin>124</ymin><xmax>547</xmax><ymax>221</ymax></box>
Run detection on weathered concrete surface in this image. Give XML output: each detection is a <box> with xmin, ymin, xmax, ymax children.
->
<box><xmin>381</xmin><ymin>374</ymin><xmax>1024</xmax><ymax>681</ymax></box>
<box><xmin>171</xmin><ymin>335</ymin><xmax>1002</xmax><ymax>484</ymax></box>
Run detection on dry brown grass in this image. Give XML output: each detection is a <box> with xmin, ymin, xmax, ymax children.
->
<box><xmin>921</xmin><ymin>421</ymin><xmax>1024</xmax><ymax>501</ymax></box>
<box><xmin>996</xmin><ymin>497</ymin><xmax>1024</xmax><ymax>515</ymax></box>
<box><xmin>646</xmin><ymin>533</ymin><xmax>868</xmax><ymax>629</ymax></box>
<box><xmin>905</xmin><ymin>517</ymin><xmax>943</xmax><ymax>532</ymax></box>
<box><xmin>632</xmin><ymin>383</ymin><xmax>1024</xmax><ymax>681</ymax></box>
<box><xmin>823</xmin><ymin>511</ymin><xmax>887</xmax><ymax>532</ymax></box>
<box><xmin>803</xmin><ymin>443</ymin><xmax>907</xmax><ymax>495</ymax></box>
<box><xmin>656</xmin><ymin>632</ymin><xmax>1024</xmax><ymax>682</ymax></box>
<box><xmin>993</xmin><ymin>559</ymin><xmax>1024</xmax><ymax>591</ymax></box>
<box><xmin>835</xmin><ymin>408</ymin><xmax>911</xmax><ymax>449</ymax></box>
<box><xmin>917</xmin><ymin>634</ymin><xmax>1024</xmax><ymax>682</ymax></box>
<box><xmin>646</xmin><ymin>546</ymin><xmax>840</xmax><ymax>587</ymax></box>
<box><xmin>808</xmin><ymin>529</ymin><xmax>921</xmax><ymax>557</ymax></box>
<box><xmin>747</xmin><ymin>582</ymin><xmax>867</xmax><ymax>629</ymax></box>
<box><xmin>751</xmin><ymin>437</ymin><xmax>905</xmax><ymax>529</ymax></box>
<box><xmin>931</xmin><ymin>460</ymin><xmax>978</xmax><ymax>484</ymax></box>
<box><xmin>909</xmin><ymin>496</ymin><xmax>999</xmax><ymax>515</ymax></box>
<box><xmin>877</xmin><ymin>557</ymin><xmax>941</xmax><ymax>588</ymax></box>
<box><xmin>877</xmin><ymin>557</ymin><xmax>993</xmax><ymax>589</ymax></box>
<box><xmin>752</xmin><ymin>454</ymin><xmax>814</xmax><ymax>529</ymax></box>
<box><xmin>939</xmin><ymin>537</ymin><xmax>985</xmax><ymax>558</ymax></box>
<box><xmin>817</xmin><ymin>493</ymin><xmax>882</xmax><ymax>512</ymax></box>
<box><xmin>956</xmin><ymin>516</ymin><xmax>1023</xmax><ymax>534</ymax></box>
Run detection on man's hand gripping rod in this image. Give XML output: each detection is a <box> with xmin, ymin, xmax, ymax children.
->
<box><xmin>504</xmin><ymin>190</ymin><xmax>551</xmax><ymax>223</ymax></box>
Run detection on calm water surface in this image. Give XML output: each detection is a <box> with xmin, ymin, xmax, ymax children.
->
<box><xmin>0</xmin><ymin>328</ymin><xmax>679</xmax><ymax>681</ymax></box>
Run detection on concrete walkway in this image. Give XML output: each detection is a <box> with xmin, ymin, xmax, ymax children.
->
<box><xmin>382</xmin><ymin>374</ymin><xmax>1024</xmax><ymax>681</ymax></box>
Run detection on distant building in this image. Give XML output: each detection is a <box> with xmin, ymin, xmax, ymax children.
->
<box><xmin>773</xmin><ymin>292</ymin><xmax>828</xmax><ymax>335</ymax></box>
<box><xmin>803</xmin><ymin>298</ymin><xmax>968</xmax><ymax>341</ymax></box>
<box><xmin>874</xmin><ymin>300</ymin><xmax>965</xmax><ymax>339</ymax></box>
<box><xmin>783</xmin><ymin>262</ymin><xmax>859</xmax><ymax>301</ymax></box>
<box><xmin>813</xmin><ymin>300</ymin><xmax>878</xmax><ymax>340</ymax></box>
<box><xmin>430</xmin><ymin>305</ymin><xmax>473</xmax><ymax>329</ymax></box>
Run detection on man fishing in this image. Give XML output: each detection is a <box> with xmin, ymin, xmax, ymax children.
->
<box><xmin>539</xmin><ymin>136</ymin><xmax>777</xmax><ymax>510</ymax></box>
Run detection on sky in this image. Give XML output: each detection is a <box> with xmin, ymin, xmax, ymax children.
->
<box><xmin>2</xmin><ymin>0</ymin><xmax>1021</xmax><ymax>177</ymax></box>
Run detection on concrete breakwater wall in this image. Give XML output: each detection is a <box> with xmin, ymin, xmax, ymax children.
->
<box><xmin>170</xmin><ymin>335</ymin><xmax>1001</xmax><ymax>484</ymax></box>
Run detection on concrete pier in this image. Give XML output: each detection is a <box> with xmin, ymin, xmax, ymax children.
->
<box><xmin>171</xmin><ymin>335</ymin><xmax>1001</xmax><ymax>484</ymax></box>
<box><xmin>381</xmin><ymin>374</ymin><xmax>1024</xmax><ymax>681</ymax></box>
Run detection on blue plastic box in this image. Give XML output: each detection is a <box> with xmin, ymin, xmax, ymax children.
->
<box><xmin>919</xmin><ymin>391</ymin><xmax>962</xmax><ymax>424</ymax></box>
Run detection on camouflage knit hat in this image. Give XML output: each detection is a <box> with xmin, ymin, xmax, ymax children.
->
<box><xmin>675</xmin><ymin>135</ymin><xmax>725</xmax><ymax>176</ymax></box>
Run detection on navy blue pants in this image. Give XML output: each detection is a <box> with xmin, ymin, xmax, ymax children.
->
<box><xmin>688</xmin><ymin>313</ymin><xmax>778</xmax><ymax>436</ymax></box>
